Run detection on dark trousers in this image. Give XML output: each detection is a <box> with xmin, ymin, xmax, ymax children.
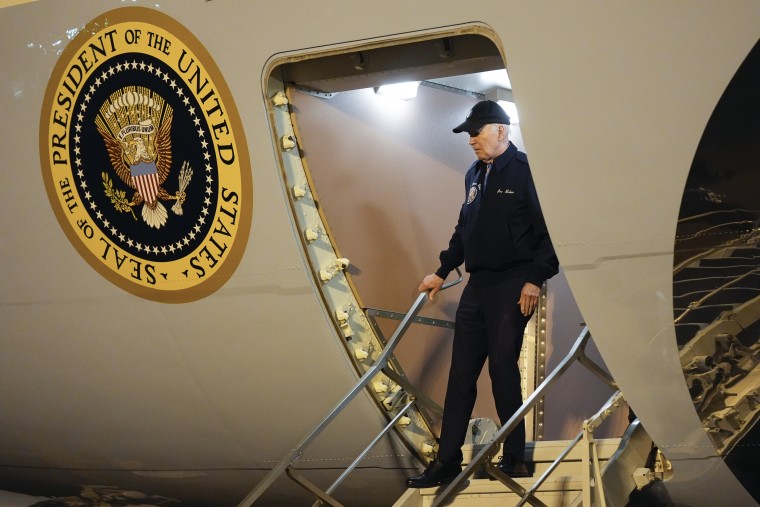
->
<box><xmin>436</xmin><ymin>274</ymin><xmax>531</xmax><ymax>465</ymax></box>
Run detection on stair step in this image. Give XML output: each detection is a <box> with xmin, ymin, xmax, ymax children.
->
<box><xmin>462</xmin><ymin>437</ymin><xmax>623</xmax><ymax>464</ymax></box>
<box><xmin>397</xmin><ymin>477</ymin><xmax>587</xmax><ymax>507</ymax></box>
<box><xmin>394</xmin><ymin>439</ymin><xmax>622</xmax><ymax>506</ymax></box>
<box><xmin>425</xmin><ymin>476</ymin><xmax>585</xmax><ymax>494</ymax></box>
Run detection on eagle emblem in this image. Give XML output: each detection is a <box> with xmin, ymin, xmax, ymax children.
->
<box><xmin>95</xmin><ymin>86</ymin><xmax>191</xmax><ymax>229</ymax></box>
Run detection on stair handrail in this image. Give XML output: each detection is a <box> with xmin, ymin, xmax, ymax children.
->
<box><xmin>236</xmin><ymin>268</ymin><xmax>463</xmax><ymax>507</ymax></box>
<box><xmin>432</xmin><ymin>326</ymin><xmax>617</xmax><ymax>507</ymax></box>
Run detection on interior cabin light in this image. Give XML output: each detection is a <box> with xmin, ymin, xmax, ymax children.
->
<box><xmin>498</xmin><ymin>100</ymin><xmax>519</xmax><ymax>125</ymax></box>
<box><xmin>374</xmin><ymin>81</ymin><xmax>421</xmax><ymax>100</ymax></box>
<box><xmin>486</xmin><ymin>87</ymin><xmax>520</xmax><ymax>124</ymax></box>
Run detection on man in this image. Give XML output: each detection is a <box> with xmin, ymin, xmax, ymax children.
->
<box><xmin>407</xmin><ymin>100</ymin><xmax>558</xmax><ymax>488</ymax></box>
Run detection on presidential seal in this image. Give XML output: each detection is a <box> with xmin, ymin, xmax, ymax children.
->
<box><xmin>40</xmin><ymin>7</ymin><xmax>251</xmax><ymax>302</ymax></box>
<box><xmin>467</xmin><ymin>182</ymin><xmax>479</xmax><ymax>204</ymax></box>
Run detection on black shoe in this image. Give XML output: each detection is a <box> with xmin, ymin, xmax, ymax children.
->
<box><xmin>406</xmin><ymin>459</ymin><xmax>461</xmax><ymax>488</ymax></box>
<box><xmin>491</xmin><ymin>455</ymin><xmax>532</xmax><ymax>479</ymax></box>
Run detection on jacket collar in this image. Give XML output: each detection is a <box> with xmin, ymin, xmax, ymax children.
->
<box><xmin>480</xmin><ymin>142</ymin><xmax>516</xmax><ymax>174</ymax></box>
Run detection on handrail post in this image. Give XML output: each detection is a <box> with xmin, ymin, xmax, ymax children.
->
<box><xmin>237</xmin><ymin>269</ymin><xmax>462</xmax><ymax>507</ymax></box>
<box><xmin>514</xmin><ymin>391</ymin><xmax>623</xmax><ymax>507</ymax></box>
<box><xmin>580</xmin><ymin>394</ymin><xmax>621</xmax><ymax>507</ymax></box>
<box><xmin>581</xmin><ymin>420</ymin><xmax>608</xmax><ymax>507</ymax></box>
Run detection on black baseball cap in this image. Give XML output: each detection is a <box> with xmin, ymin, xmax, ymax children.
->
<box><xmin>452</xmin><ymin>100</ymin><xmax>511</xmax><ymax>133</ymax></box>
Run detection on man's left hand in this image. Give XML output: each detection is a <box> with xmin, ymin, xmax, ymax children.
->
<box><xmin>518</xmin><ymin>283</ymin><xmax>541</xmax><ymax>316</ymax></box>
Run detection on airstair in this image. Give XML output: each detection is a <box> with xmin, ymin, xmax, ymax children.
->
<box><xmin>394</xmin><ymin>427</ymin><xmax>652</xmax><ymax>507</ymax></box>
<box><xmin>236</xmin><ymin>269</ymin><xmax>660</xmax><ymax>507</ymax></box>
<box><xmin>391</xmin><ymin>330</ymin><xmax>659</xmax><ymax>507</ymax></box>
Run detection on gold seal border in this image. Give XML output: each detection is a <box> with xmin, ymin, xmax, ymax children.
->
<box><xmin>39</xmin><ymin>6</ymin><xmax>252</xmax><ymax>303</ymax></box>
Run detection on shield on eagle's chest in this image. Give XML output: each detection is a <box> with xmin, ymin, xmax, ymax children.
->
<box><xmin>130</xmin><ymin>161</ymin><xmax>160</xmax><ymax>204</ymax></box>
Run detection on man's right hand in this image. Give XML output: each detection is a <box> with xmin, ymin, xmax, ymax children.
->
<box><xmin>418</xmin><ymin>274</ymin><xmax>445</xmax><ymax>301</ymax></box>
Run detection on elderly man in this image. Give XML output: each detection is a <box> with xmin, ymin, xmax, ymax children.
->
<box><xmin>407</xmin><ymin>100</ymin><xmax>558</xmax><ymax>488</ymax></box>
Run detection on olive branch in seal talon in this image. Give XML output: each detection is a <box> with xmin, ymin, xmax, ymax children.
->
<box><xmin>102</xmin><ymin>171</ymin><xmax>137</xmax><ymax>220</ymax></box>
<box><xmin>171</xmin><ymin>161</ymin><xmax>192</xmax><ymax>216</ymax></box>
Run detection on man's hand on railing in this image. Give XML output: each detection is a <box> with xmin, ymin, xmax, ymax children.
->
<box><xmin>418</xmin><ymin>273</ymin><xmax>445</xmax><ymax>301</ymax></box>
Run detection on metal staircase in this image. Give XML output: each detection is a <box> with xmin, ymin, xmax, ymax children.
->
<box><xmin>236</xmin><ymin>273</ymin><xmax>656</xmax><ymax>507</ymax></box>
<box><xmin>394</xmin><ymin>423</ymin><xmax>653</xmax><ymax>507</ymax></box>
<box><xmin>406</xmin><ymin>329</ymin><xmax>656</xmax><ymax>507</ymax></box>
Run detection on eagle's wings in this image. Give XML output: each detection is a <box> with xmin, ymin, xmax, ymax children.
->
<box><xmin>155</xmin><ymin>109</ymin><xmax>173</xmax><ymax>184</ymax></box>
<box><xmin>97</xmin><ymin>125</ymin><xmax>134</xmax><ymax>189</ymax></box>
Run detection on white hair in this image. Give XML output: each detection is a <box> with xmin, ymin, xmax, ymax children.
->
<box><xmin>486</xmin><ymin>123</ymin><xmax>510</xmax><ymax>142</ymax></box>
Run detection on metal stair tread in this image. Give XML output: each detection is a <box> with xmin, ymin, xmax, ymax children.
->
<box><xmin>462</xmin><ymin>437</ymin><xmax>622</xmax><ymax>463</ymax></box>
<box><xmin>414</xmin><ymin>476</ymin><xmax>586</xmax><ymax>496</ymax></box>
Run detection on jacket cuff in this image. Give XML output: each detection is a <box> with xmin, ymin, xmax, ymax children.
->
<box><xmin>526</xmin><ymin>271</ymin><xmax>545</xmax><ymax>288</ymax></box>
<box><xmin>435</xmin><ymin>266</ymin><xmax>452</xmax><ymax>281</ymax></box>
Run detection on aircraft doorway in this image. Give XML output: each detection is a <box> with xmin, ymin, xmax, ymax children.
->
<box><xmin>265</xmin><ymin>28</ymin><xmax>629</xmax><ymax>465</ymax></box>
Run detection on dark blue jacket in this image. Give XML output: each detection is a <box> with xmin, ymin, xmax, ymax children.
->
<box><xmin>435</xmin><ymin>143</ymin><xmax>559</xmax><ymax>287</ymax></box>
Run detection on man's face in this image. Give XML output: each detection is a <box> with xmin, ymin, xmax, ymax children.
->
<box><xmin>468</xmin><ymin>124</ymin><xmax>503</xmax><ymax>162</ymax></box>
